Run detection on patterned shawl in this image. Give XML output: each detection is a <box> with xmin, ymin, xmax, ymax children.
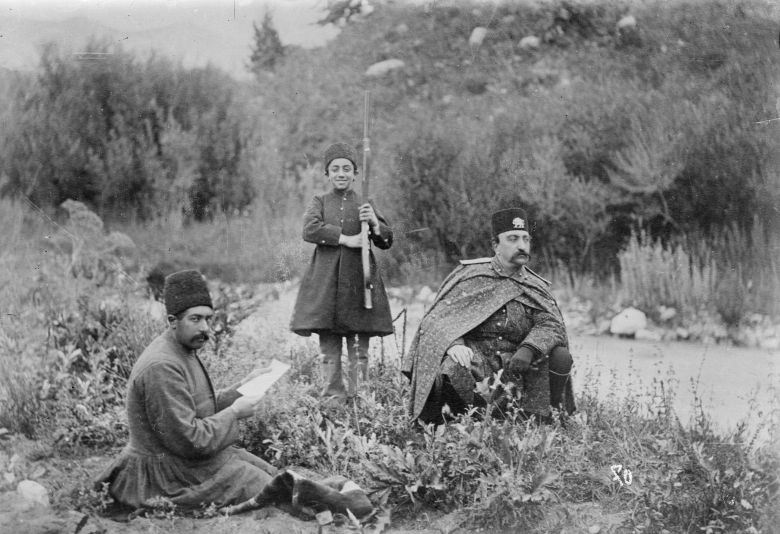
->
<box><xmin>402</xmin><ymin>260</ymin><xmax>563</xmax><ymax>421</ymax></box>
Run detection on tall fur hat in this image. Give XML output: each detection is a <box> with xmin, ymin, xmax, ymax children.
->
<box><xmin>324</xmin><ymin>142</ymin><xmax>358</xmax><ymax>171</ymax></box>
<box><xmin>164</xmin><ymin>269</ymin><xmax>213</xmax><ymax>316</ymax></box>
<box><xmin>491</xmin><ymin>207</ymin><xmax>530</xmax><ymax>237</ymax></box>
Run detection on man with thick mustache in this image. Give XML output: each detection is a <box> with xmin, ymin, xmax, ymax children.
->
<box><xmin>95</xmin><ymin>269</ymin><xmax>277</xmax><ymax>509</ymax></box>
<box><xmin>402</xmin><ymin>208</ymin><xmax>575</xmax><ymax>424</ymax></box>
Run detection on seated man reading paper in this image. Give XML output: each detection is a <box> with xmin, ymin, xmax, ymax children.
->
<box><xmin>95</xmin><ymin>270</ymin><xmax>371</xmax><ymax>519</ymax></box>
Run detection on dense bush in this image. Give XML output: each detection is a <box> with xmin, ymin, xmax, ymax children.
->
<box><xmin>382</xmin><ymin>1</ymin><xmax>778</xmax><ymax>279</ymax></box>
<box><xmin>0</xmin><ymin>41</ymin><xmax>255</xmax><ymax>221</ymax></box>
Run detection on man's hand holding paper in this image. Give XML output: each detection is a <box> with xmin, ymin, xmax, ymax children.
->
<box><xmin>229</xmin><ymin>394</ymin><xmax>264</xmax><ymax>419</ymax></box>
<box><xmin>236</xmin><ymin>358</ymin><xmax>291</xmax><ymax>398</ymax></box>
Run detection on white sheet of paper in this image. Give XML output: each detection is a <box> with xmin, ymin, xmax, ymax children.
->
<box><xmin>236</xmin><ymin>359</ymin><xmax>291</xmax><ymax>398</ymax></box>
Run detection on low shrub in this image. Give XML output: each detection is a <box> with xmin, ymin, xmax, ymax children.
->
<box><xmin>237</xmin><ymin>354</ymin><xmax>779</xmax><ymax>531</ymax></box>
<box><xmin>618</xmin><ymin>230</ymin><xmax>717</xmax><ymax>317</ymax></box>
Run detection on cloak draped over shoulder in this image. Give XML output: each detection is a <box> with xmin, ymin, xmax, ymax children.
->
<box><xmin>402</xmin><ymin>259</ymin><xmax>568</xmax><ymax>421</ymax></box>
<box><xmin>95</xmin><ymin>330</ymin><xmax>276</xmax><ymax>509</ymax></box>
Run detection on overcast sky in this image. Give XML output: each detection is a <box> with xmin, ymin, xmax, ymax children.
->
<box><xmin>0</xmin><ymin>0</ymin><xmax>341</xmax><ymax>78</ymax></box>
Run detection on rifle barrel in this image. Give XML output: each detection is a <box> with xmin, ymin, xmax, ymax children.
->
<box><xmin>361</xmin><ymin>90</ymin><xmax>372</xmax><ymax>309</ymax></box>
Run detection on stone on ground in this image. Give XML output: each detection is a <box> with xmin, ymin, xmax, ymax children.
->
<box><xmin>609</xmin><ymin>307</ymin><xmax>647</xmax><ymax>336</ymax></box>
<box><xmin>17</xmin><ymin>479</ymin><xmax>49</xmax><ymax>507</ymax></box>
<box><xmin>469</xmin><ymin>27</ymin><xmax>487</xmax><ymax>46</ymax></box>
<box><xmin>519</xmin><ymin>35</ymin><xmax>541</xmax><ymax>50</ymax></box>
<box><xmin>365</xmin><ymin>59</ymin><xmax>405</xmax><ymax>77</ymax></box>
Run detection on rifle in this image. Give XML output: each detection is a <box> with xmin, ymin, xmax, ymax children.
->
<box><xmin>361</xmin><ymin>90</ymin><xmax>373</xmax><ymax>309</ymax></box>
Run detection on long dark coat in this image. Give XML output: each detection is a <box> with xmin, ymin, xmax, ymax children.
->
<box><xmin>291</xmin><ymin>189</ymin><xmax>394</xmax><ymax>337</ymax></box>
<box><xmin>94</xmin><ymin>330</ymin><xmax>276</xmax><ymax>509</ymax></box>
<box><xmin>402</xmin><ymin>258</ymin><xmax>571</xmax><ymax>421</ymax></box>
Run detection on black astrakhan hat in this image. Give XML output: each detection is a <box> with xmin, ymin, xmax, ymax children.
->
<box><xmin>164</xmin><ymin>269</ymin><xmax>213</xmax><ymax>316</ymax></box>
<box><xmin>491</xmin><ymin>208</ymin><xmax>530</xmax><ymax>237</ymax></box>
<box><xmin>324</xmin><ymin>142</ymin><xmax>358</xmax><ymax>171</ymax></box>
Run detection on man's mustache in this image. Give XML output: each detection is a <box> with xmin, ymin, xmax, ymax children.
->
<box><xmin>513</xmin><ymin>252</ymin><xmax>530</xmax><ymax>260</ymax></box>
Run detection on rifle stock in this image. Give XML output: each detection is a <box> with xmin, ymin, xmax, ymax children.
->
<box><xmin>361</xmin><ymin>90</ymin><xmax>372</xmax><ymax>309</ymax></box>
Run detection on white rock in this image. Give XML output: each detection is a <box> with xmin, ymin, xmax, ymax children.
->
<box><xmin>616</xmin><ymin>15</ymin><xmax>637</xmax><ymax>30</ymax></box>
<box><xmin>17</xmin><ymin>480</ymin><xmax>49</xmax><ymax>507</ymax></box>
<box><xmin>469</xmin><ymin>27</ymin><xmax>488</xmax><ymax>47</ymax></box>
<box><xmin>675</xmin><ymin>327</ymin><xmax>690</xmax><ymax>340</ymax></box>
<box><xmin>519</xmin><ymin>35</ymin><xmax>540</xmax><ymax>50</ymax></box>
<box><xmin>597</xmin><ymin>319</ymin><xmax>612</xmax><ymax>334</ymax></box>
<box><xmin>416</xmin><ymin>286</ymin><xmax>435</xmax><ymax>303</ymax></box>
<box><xmin>635</xmin><ymin>328</ymin><xmax>662</xmax><ymax>342</ymax></box>
<box><xmin>609</xmin><ymin>307</ymin><xmax>647</xmax><ymax>336</ymax></box>
<box><xmin>658</xmin><ymin>306</ymin><xmax>677</xmax><ymax>322</ymax></box>
<box><xmin>760</xmin><ymin>337</ymin><xmax>780</xmax><ymax>351</ymax></box>
<box><xmin>365</xmin><ymin>59</ymin><xmax>405</xmax><ymax>77</ymax></box>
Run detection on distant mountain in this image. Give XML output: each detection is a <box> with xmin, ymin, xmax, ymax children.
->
<box><xmin>0</xmin><ymin>15</ymin><xmax>118</xmax><ymax>72</ymax></box>
<box><xmin>0</xmin><ymin>14</ymin><xmax>254</xmax><ymax>79</ymax></box>
<box><xmin>0</xmin><ymin>2</ymin><xmax>338</xmax><ymax>80</ymax></box>
<box><xmin>123</xmin><ymin>21</ymin><xmax>253</xmax><ymax>77</ymax></box>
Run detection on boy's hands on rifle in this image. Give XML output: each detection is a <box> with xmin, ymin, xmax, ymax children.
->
<box><xmin>358</xmin><ymin>203</ymin><xmax>379</xmax><ymax>229</ymax></box>
<box><xmin>339</xmin><ymin>234</ymin><xmax>363</xmax><ymax>248</ymax></box>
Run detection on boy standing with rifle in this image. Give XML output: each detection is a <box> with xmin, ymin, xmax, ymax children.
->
<box><xmin>290</xmin><ymin>140</ymin><xmax>394</xmax><ymax>405</ymax></box>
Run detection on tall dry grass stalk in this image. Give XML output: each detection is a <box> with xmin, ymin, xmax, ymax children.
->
<box><xmin>619</xmin><ymin>222</ymin><xmax>779</xmax><ymax>323</ymax></box>
<box><xmin>123</xmin><ymin>201</ymin><xmax>309</xmax><ymax>283</ymax></box>
<box><xmin>0</xmin><ymin>199</ymin><xmax>26</xmax><ymax>259</ymax></box>
<box><xmin>618</xmin><ymin>231</ymin><xmax>717</xmax><ymax>314</ymax></box>
<box><xmin>694</xmin><ymin>218</ymin><xmax>780</xmax><ymax>319</ymax></box>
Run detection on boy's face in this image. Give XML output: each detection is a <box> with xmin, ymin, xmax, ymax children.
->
<box><xmin>327</xmin><ymin>158</ymin><xmax>356</xmax><ymax>191</ymax></box>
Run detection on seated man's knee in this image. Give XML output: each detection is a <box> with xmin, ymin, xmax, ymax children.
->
<box><xmin>549</xmin><ymin>346</ymin><xmax>573</xmax><ymax>375</ymax></box>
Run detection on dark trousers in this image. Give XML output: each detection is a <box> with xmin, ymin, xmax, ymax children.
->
<box><xmin>419</xmin><ymin>345</ymin><xmax>575</xmax><ymax>424</ymax></box>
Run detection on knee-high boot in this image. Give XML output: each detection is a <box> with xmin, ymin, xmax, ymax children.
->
<box><xmin>346</xmin><ymin>335</ymin><xmax>369</xmax><ymax>398</ymax></box>
<box><xmin>319</xmin><ymin>335</ymin><xmax>346</xmax><ymax>399</ymax></box>
<box><xmin>549</xmin><ymin>371</ymin><xmax>571</xmax><ymax>412</ymax></box>
<box><xmin>549</xmin><ymin>346</ymin><xmax>574</xmax><ymax>414</ymax></box>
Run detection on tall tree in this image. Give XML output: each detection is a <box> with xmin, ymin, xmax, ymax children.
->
<box><xmin>248</xmin><ymin>10</ymin><xmax>285</xmax><ymax>77</ymax></box>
